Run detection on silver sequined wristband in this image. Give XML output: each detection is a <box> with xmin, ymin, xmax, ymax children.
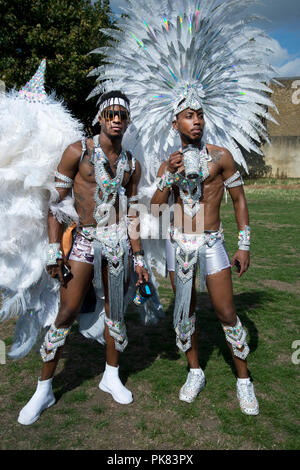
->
<box><xmin>133</xmin><ymin>254</ymin><xmax>147</xmax><ymax>270</ymax></box>
<box><xmin>238</xmin><ymin>226</ymin><xmax>251</xmax><ymax>251</ymax></box>
<box><xmin>47</xmin><ymin>243</ymin><xmax>63</xmax><ymax>266</ymax></box>
<box><xmin>157</xmin><ymin>171</ymin><xmax>174</xmax><ymax>191</ymax></box>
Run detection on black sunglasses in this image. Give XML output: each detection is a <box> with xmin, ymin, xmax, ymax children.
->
<box><xmin>102</xmin><ymin>110</ymin><xmax>129</xmax><ymax>121</ymax></box>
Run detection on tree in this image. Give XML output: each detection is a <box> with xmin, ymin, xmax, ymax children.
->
<box><xmin>0</xmin><ymin>0</ymin><xmax>112</xmax><ymax>131</ymax></box>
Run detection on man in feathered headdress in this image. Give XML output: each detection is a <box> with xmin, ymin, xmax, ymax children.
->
<box><xmin>151</xmin><ymin>88</ymin><xmax>256</xmax><ymax>414</ymax></box>
<box><xmin>0</xmin><ymin>61</ymin><xmax>154</xmax><ymax>424</ymax></box>
<box><xmin>89</xmin><ymin>0</ymin><xmax>280</xmax><ymax>416</ymax></box>
<box><xmin>16</xmin><ymin>87</ymin><xmax>152</xmax><ymax>425</ymax></box>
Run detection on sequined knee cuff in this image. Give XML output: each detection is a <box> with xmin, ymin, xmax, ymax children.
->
<box><xmin>222</xmin><ymin>316</ymin><xmax>250</xmax><ymax>360</ymax></box>
<box><xmin>40</xmin><ymin>324</ymin><xmax>71</xmax><ymax>362</ymax></box>
<box><xmin>175</xmin><ymin>314</ymin><xmax>196</xmax><ymax>353</ymax></box>
<box><xmin>105</xmin><ymin>316</ymin><xmax>128</xmax><ymax>353</ymax></box>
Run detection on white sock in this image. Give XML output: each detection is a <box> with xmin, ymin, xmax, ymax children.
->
<box><xmin>100</xmin><ymin>363</ymin><xmax>133</xmax><ymax>405</ymax></box>
<box><xmin>190</xmin><ymin>368</ymin><xmax>204</xmax><ymax>375</ymax></box>
<box><xmin>237</xmin><ymin>377</ymin><xmax>251</xmax><ymax>385</ymax></box>
<box><xmin>18</xmin><ymin>378</ymin><xmax>55</xmax><ymax>426</ymax></box>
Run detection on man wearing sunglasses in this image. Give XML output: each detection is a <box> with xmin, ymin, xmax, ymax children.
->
<box><xmin>18</xmin><ymin>90</ymin><xmax>149</xmax><ymax>425</ymax></box>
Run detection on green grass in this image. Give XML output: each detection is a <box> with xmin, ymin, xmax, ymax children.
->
<box><xmin>244</xmin><ymin>177</ymin><xmax>300</xmax><ymax>186</ymax></box>
<box><xmin>0</xmin><ymin>185</ymin><xmax>299</xmax><ymax>450</ymax></box>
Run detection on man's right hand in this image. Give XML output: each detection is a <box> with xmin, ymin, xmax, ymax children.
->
<box><xmin>167</xmin><ymin>151</ymin><xmax>184</xmax><ymax>174</ymax></box>
<box><xmin>46</xmin><ymin>259</ymin><xmax>69</xmax><ymax>287</ymax></box>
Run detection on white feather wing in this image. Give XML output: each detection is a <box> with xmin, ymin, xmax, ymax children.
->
<box><xmin>0</xmin><ymin>92</ymin><xmax>83</xmax><ymax>358</ymax></box>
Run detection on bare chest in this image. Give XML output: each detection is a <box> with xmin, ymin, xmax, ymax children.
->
<box><xmin>77</xmin><ymin>155</ymin><xmax>132</xmax><ymax>188</ymax></box>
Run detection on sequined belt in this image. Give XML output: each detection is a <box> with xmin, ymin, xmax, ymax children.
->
<box><xmin>78</xmin><ymin>221</ymin><xmax>128</xmax><ymax>244</ymax></box>
<box><xmin>169</xmin><ymin>223</ymin><xmax>224</xmax><ymax>250</ymax></box>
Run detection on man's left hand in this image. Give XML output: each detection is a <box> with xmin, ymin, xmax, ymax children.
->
<box><xmin>135</xmin><ymin>266</ymin><xmax>149</xmax><ymax>286</ymax></box>
<box><xmin>231</xmin><ymin>250</ymin><xmax>250</xmax><ymax>278</ymax></box>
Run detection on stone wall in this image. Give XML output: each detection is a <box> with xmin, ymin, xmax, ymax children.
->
<box><xmin>249</xmin><ymin>78</ymin><xmax>300</xmax><ymax>178</ymax></box>
<box><xmin>262</xmin><ymin>136</ymin><xmax>300</xmax><ymax>178</ymax></box>
<box><xmin>268</xmin><ymin>78</ymin><xmax>300</xmax><ymax>137</ymax></box>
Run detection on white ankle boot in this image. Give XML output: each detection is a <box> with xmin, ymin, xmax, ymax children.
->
<box><xmin>179</xmin><ymin>368</ymin><xmax>206</xmax><ymax>403</ymax></box>
<box><xmin>99</xmin><ymin>363</ymin><xmax>133</xmax><ymax>405</ymax></box>
<box><xmin>18</xmin><ymin>378</ymin><xmax>56</xmax><ymax>425</ymax></box>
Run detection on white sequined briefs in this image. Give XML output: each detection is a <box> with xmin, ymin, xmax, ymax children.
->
<box><xmin>166</xmin><ymin>228</ymin><xmax>230</xmax><ymax>277</ymax></box>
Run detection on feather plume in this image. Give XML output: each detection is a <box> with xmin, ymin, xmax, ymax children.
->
<box><xmin>90</xmin><ymin>0</ymin><xmax>279</xmax><ymax>175</ymax></box>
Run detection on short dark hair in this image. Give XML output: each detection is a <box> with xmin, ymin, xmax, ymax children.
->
<box><xmin>99</xmin><ymin>90</ymin><xmax>130</xmax><ymax>107</ymax></box>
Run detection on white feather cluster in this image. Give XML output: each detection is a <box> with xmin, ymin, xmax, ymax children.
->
<box><xmin>0</xmin><ymin>90</ymin><xmax>83</xmax><ymax>358</ymax></box>
<box><xmin>89</xmin><ymin>0</ymin><xmax>279</xmax><ymax>175</ymax></box>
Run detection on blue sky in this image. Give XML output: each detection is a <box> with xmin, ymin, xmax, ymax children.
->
<box><xmin>109</xmin><ymin>0</ymin><xmax>300</xmax><ymax>77</ymax></box>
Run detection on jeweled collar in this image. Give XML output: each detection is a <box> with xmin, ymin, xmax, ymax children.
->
<box><xmin>91</xmin><ymin>135</ymin><xmax>128</xmax><ymax>169</ymax></box>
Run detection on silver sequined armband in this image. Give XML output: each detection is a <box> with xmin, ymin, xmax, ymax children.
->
<box><xmin>224</xmin><ymin>171</ymin><xmax>244</xmax><ymax>189</ymax></box>
<box><xmin>55</xmin><ymin>171</ymin><xmax>74</xmax><ymax>189</ymax></box>
<box><xmin>238</xmin><ymin>225</ymin><xmax>251</xmax><ymax>251</ymax></box>
<box><xmin>128</xmin><ymin>195</ymin><xmax>139</xmax><ymax>207</ymax></box>
<box><xmin>47</xmin><ymin>243</ymin><xmax>63</xmax><ymax>266</ymax></box>
<box><xmin>224</xmin><ymin>171</ymin><xmax>244</xmax><ymax>203</ymax></box>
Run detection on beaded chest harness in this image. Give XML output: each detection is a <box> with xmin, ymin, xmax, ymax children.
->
<box><xmin>158</xmin><ymin>147</ymin><xmax>211</xmax><ymax>218</ymax></box>
<box><xmin>179</xmin><ymin>147</ymin><xmax>211</xmax><ymax>218</ymax></box>
<box><xmin>91</xmin><ymin>137</ymin><xmax>130</xmax><ymax>227</ymax></box>
<box><xmin>86</xmin><ymin>139</ymin><xmax>132</xmax><ymax>352</ymax></box>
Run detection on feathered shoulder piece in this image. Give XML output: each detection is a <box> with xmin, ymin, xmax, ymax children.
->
<box><xmin>89</xmin><ymin>0</ymin><xmax>279</xmax><ymax>174</ymax></box>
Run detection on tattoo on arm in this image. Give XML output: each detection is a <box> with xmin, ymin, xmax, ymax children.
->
<box><xmin>210</xmin><ymin>149</ymin><xmax>224</xmax><ymax>164</ymax></box>
<box><xmin>74</xmin><ymin>192</ymin><xmax>85</xmax><ymax>202</ymax></box>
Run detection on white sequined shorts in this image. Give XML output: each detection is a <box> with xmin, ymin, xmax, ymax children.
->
<box><xmin>166</xmin><ymin>233</ymin><xmax>231</xmax><ymax>276</ymax></box>
<box><xmin>68</xmin><ymin>223</ymin><xmax>131</xmax><ymax>266</ymax></box>
<box><xmin>69</xmin><ymin>231</ymin><xmax>95</xmax><ymax>265</ymax></box>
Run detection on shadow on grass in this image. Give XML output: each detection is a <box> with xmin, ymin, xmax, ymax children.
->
<box><xmin>196</xmin><ymin>290</ymin><xmax>270</xmax><ymax>379</ymax></box>
<box><xmin>53</xmin><ymin>288</ymin><xmax>275</xmax><ymax>401</ymax></box>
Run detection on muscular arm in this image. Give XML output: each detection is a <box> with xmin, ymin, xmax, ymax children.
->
<box><xmin>47</xmin><ymin>142</ymin><xmax>82</xmax><ymax>285</ymax></box>
<box><xmin>48</xmin><ymin>142</ymin><xmax>82</xmax><ymax>244</ymax></box>
<box><xmin>151</xmin><ymin>162</ymin><xmax>170</xmax><ymax>206</ymax></box>
<box><xmin>221</xmin><ymin>150</ymin><xmax>250</xmax><ymax>277</ymax></box>
<box><xmin>151</xmin><ymin>149</ymin><xmax>184</xmax><ymax>206</ymax></box>
<box><xmin>221</xmin><ymin>150</ymin><xmax>249</xmax><ymax>230</ymax></box>
<box><xmin>126</xmin><ymin>159</ymin><xmax>142</xmax><ymax>252</ymax></box>
<box><xmin>126</xmin><ymin>159</ymin><xmax>149</xmax><ymax>284</ymax></box>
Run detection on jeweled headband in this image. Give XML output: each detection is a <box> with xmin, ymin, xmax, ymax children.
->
<box><xmin>99</xmin><ymin>97</ymin><xmax>130</xmax><ymax>116</ymax></box>
<box><xmin>92</xmin><ymin>97</ymin><xmax>130</xmax><ymax>125</ymax></box>
<box><xmin>173</xmin><ymin>88</ymin><xmax>204</xmax><ymax>121</ymax></box>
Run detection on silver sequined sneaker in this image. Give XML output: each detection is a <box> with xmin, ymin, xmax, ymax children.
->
<box><xmin>179</xmin><ymin>369</ymin><xmax>206</xmax><ymax>403</ymax></box>
<box><xmin>236</xmin><ymin>379</ymin><xmax>259</xmax><ymax>416</ymax></box>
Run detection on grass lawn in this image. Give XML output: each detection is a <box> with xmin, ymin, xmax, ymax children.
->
<box><xmin>0</xmin><ymin>185</ymin><xmax>299</xmax><ymax>450</ymax></box>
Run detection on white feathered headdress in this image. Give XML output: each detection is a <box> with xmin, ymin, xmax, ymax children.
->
<box><xmin>89</xmin><ymin>0</ymin><xmax>279</xmax><ymax>174</ymax></box>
